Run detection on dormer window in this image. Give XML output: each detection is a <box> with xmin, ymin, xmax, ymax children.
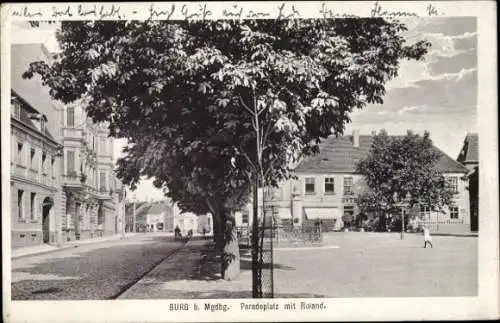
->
<box><xmin>11</xmin><ymin>96</ymin><xmax>21</xmax><ymax>119</ymax></box>
<box><xmin>40</xmin><ymin>117</ymin><xmax>46</xmax><ymax>134</ymax></box>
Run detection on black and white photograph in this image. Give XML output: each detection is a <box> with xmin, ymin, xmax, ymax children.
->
<box><xmin>1</xmin><ymin>1</ymin><xmax>498</xmax><ymax>322</ymax></box>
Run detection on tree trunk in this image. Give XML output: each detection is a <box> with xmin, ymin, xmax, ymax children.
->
<box><xmin>213</xmin><ymin>214</ymin><xmax>224</xmax><ymax>255</ymax></box>
<box><xmin>212</xmin><ymin>214</ymin><xmax>220</xmax><ymax>245</ymax></box>
<box><xmin>222</xmin><ymin>211</ymin><xmax>240</xmax><ymax>281</ymax></box>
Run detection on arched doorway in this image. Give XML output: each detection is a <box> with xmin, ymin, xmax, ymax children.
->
<box><xmin>42</xmin><ymin>197</ymin><xmax>54</xmax><ymax>244</ymax></box>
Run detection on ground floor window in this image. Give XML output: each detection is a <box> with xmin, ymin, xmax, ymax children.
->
<box><xmin>30</xmin><ymin>192</ymin><xmax>36</xmax><ymax>220</ymax></box>
<box><xmin>419</xmin><ymin>205</ymin><xmax>431</xmax><ymax>219</ymax></box>
<box><xmin>18</xmin><ymin>190</ymin><xmax>24</xmax><ymax>219</ymax></box>
<box><xmin>450</xmin><ymin>206</ymin><xmax>459</xmax><ymax>219</ymax></box>
<box><xmin>97</xmin><ymin>205</ymin><xmax>104</xmax><ymax>225</ymax></box>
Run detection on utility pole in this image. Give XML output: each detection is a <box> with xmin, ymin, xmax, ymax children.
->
<box><xmin>251</xmin><ymin>174</ymin><xmax>259</xmax><ymax>298</ymax></box>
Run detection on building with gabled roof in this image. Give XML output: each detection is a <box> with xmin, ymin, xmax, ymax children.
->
<box><xmin>10</xmin><ymin>43</ymin><xmax>64</xmax><ymax>247</ymax></box>
<box><xmin>457</xmin><ymin>133</ymin><xmax>479</xmax><ymax>232</ymax></box>
<box><xmin>262</xmin><ymin>130</ymin><xmax>471</xmax><ymax>234</ymax></box>
<box><xmin>457</xmin><ymin>133</ymin><xmax>479</xmax><ymax>170</ymax></box>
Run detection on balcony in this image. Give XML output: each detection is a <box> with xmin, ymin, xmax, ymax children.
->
<box><xmin>63</xmin><ymin>171</ymin><xmax>85</xmax><ymax>190</ymax></box>
<box><xmin>97</xmin><ymin>187</ymin><xmax>112</xmax><ymax>200</ymax></box>
<box><xmin>341</xmin><ymin>195</ymin><xmax>358</xmax><ymax>205</ymax></box>
<box><xmin>63</xmin><ymin>128</ymin><xmax>84</xmax><ymax>140</ymax></box>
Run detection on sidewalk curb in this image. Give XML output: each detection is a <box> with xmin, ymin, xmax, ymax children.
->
<box><xmin>11</xmin><ymin>234</ymin><xmax>137</xmax><ymax>260</ymax></box>
<box><xmin>114</xmin><ymin>239</ymin><xmax>194</xmax><ymax>299</ymax></box>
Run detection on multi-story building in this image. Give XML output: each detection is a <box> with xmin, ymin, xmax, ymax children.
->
<box><xmin>10</xmin><ymin>43</ymin><xmax>64</xmax><ymax>247</ymax></box>
<box><xmin>261</xmin><ymin>131</ymin><xmax>471</xmax><ymax>234</ymax></box>
<box><xmin>60</xmin><ymin>102</ymin><xmax>125</xmax><ymax>241</ymax></box>
<box><xmin>10</xmin><ymin>41</ymin><xmax>125</xmax><ymax>247</ymax></box>
<box><xmin>457</xmin><ymin>133</ymin><xmax>479</xmax><ymax>232</ymax></box>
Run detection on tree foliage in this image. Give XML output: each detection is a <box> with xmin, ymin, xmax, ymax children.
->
<box><xmin>356</xmin><ymin>130</ymin><xmax>456</xmax><ymax>225</ymax></box>
<box><xmin>23</xmin><ymin>19</ymin><xmax>430</xmax><ymax>277</ymax></box>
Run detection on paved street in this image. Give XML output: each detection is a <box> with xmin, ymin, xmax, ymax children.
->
<box><xmin>11</xmin><ymin>233</ymin><xmax>185</xmax><ymax>300</ymax></box>
<box><xmin>11</xmin><ymin>232</ymin><xmax>478</xmax><ymax>300</ymax></box>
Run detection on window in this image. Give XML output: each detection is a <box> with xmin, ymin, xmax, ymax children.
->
<box><xmin>42</xmin><ymin>153</ymin><xmax>47</xmax><ymax>174</ymax></box>
<box><xmin>344</xmin><ymin>177</ymin><xmax>353</xmax><ymax>195</ymax></box>
<box><xmin>51</xmin><ymin>157</ymin><xmax>56</xmax><ymax>178</ymax></box>
<box><xmin>325</xmin><ymin>177</ymin><xmax>335</xmax><ymax>194</ymax></box>
<box><xmin>30</xmin><ymin>148</ymin><xmax>36</xmax><ymax>170</ymax></box>
<box><xmin>100</xmin><ymin>172</ymin><xmax>106</xmax><ymax>191</ymax></box>
<box><xmin>67</xmin><ymin>151</ymin><xmax>75</xmax><ymax>174</ymax></box>
<box><xmin>18</xmin><ymin>190</ymin><xmax>24</xmax><ymax>219</ymax></box>
<box><xmin>11</xmin><ymin>96</ymin><xmax>21</xmax><ymax>119</ymax></box>
<box><xmin>17</xmin><ymin>143</ymin><xmax>23</xmax><ymax>165</ymax></box>
<box><xmin>242</xmin><ymin>214</ymin><xmax>249</xmax><ymax>224</ymax></box>
<box><xmin>67</xmin><ymin>106</ymin><xmax>75</xmax><ymax>127</ymax></box>
<box><xmin>447</xmin><ymin>177</ymin><xmax>458</xmax><ymax>194</ymax></box>
<box><xmin>30</xmin><ymin>192</ymin><xmax>36</xmax><ymax>220</ymax></box>
<box><xmin>305</xmin><ymin>177</ymin><xmax>315</xmax><ymax>194</ymax></box>
<box><xmin>419</xmin><ymin>205</ymin><xmax>430</xmax><ymax>217</ymax></box>
<box><xmin>450</xmin><ymin>206</ymin><xmax>459</xmax><ymax>219</ymax></box>
<box><xmin>99</xmin><ymin>138</ymin><xmax>106</xmax><ymax>154</ymax></box>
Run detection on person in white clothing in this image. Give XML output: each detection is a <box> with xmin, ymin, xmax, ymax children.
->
<box><xmin>423</xmin><ymin>225</ymin><xmax>433</xmax><ymax>248</ymax></box>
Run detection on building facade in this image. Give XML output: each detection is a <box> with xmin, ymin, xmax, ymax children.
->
<box><xmin>60</xmin><ymin>102</ymin><xmax>125</xmax><ymax>241</ymax></box>
<box><xmin>457</xmin><ymin>133</ymin><xmax>479</xmax><ymax>232</ymax></box>
<box><xmin>10</xmin><ymin>44</ymin><xmax>64</xmax><ymax>248</ymax></box>
<box><xmin>10</xmin><ymin>42</ymin><xmax>125</xmax><ymax>247</ymax></box>
<box><xmin>172</xmin><ymin>204</ymin><xmax>212</xmax><ymax>235</ymax></box>
<box><xmin>259</xmin><ymin>131</ymin><xmax>471</xmax><ymax>234</ymax></box>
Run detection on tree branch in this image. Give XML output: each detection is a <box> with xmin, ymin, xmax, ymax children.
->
<box><xmin>238</xmin><ymin>95</ymin><xmax>255</xmax><ymax>116</ymax></box>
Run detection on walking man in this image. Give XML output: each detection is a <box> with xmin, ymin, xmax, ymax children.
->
<box><xmin>423</xmin><ymin>225</ymin><xmax>433</xmax><ymax>248</ymax></box>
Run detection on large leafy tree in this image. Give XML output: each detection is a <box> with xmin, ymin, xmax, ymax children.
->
<box><xmin>24</xmin><ymin>19</ymin><xmax>430</xmax><ymax>281</ymax></box>
<box><xmin>356</xmin><ymin>130</ymin><xmax>456</xmax><ymax>231</ymax></box>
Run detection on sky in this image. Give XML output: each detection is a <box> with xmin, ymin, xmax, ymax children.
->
<box><xmin>11</xmin><ymin>18</ymin><xmax>477</xmax><ymax>201</ymax></box>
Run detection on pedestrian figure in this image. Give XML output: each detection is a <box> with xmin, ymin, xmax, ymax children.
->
<box><xmin>423</xmin><ymin>225</ymin><xmax>433</xmax><ymax>248</ymax></box>
<box><xmin>174</xmin><ymin>225</ymin><xmax>181</xmax><ymax>240</ymax></box>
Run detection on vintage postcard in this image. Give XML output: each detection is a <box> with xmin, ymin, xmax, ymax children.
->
<box><xmin>1</xmin><ymin>1</ymin><xmax>498</xmax><ymax>322</ymax></box>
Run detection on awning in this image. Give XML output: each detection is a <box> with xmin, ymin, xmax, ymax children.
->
<box><xmin>304</xmin><ymin>208</ymin><xmax>341</xmax><ymax>220</ymax></box>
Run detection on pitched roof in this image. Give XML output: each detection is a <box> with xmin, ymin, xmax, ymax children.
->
<box><xmin>12</xmin><ymin>91</ymin><xmax>57</xmax><ymax>142</ymax></box>
<box><xmin>11</xmin><ymin>43</ymin><xmax>60</xmax><ymax>143</ymax></box>
<box><xmin>295</xmin><ymin>134</ymin><xmax>469</xmax><ymax>174</ymax></box>
<box><xmin>133</xmin><ymin>201</ymin><xmax>170</xmax><ymax>218</ymax></box>
<box><xmin>457</xmin><ymin>133</ymin><xmax>479</xmax><ymax>164</ymax></box>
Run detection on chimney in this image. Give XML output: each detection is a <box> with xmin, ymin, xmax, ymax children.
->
<box><xmin>352</xmin><ymin>130</ymin><xmax>360</xmax><ymax>147</ymax></box>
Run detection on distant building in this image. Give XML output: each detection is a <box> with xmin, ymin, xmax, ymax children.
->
<box><xmin>457</xmin><ymin>133</ymin><xmax>479</xmax><ymax>232</ymax></box>
<box><xmin>134</xmin><ymin>200</ymin><xmax>170</xmax><ymax>232</ymax></box>
<box><xmin>10</xmin><ymin>43</ymin><xmax>64</xmax><ymax>247</ymax></box>
<box><xmin>172</xmin><ymin>204</ymin><xmax>212</xmax><ymax>234</ymax></box>
<box><xmin>125</xmin><ymin>199</ymin><xmax>213</xmax><ymax>235</ymax></box>
<box><xmin>249</xmin><ymin>131</ymin><xmax>471</xmax><ymax>234</ymax></box>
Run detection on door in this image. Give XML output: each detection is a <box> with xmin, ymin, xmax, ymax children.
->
<box><xmin>75</xmin><ymin>203</ymin><xmax>81</xmax><ymax>239</ymax></box>
<box><xmin>42</xmin><ymin>197</ymin><xmax>53</xmax><ymax>243</ymax></box>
